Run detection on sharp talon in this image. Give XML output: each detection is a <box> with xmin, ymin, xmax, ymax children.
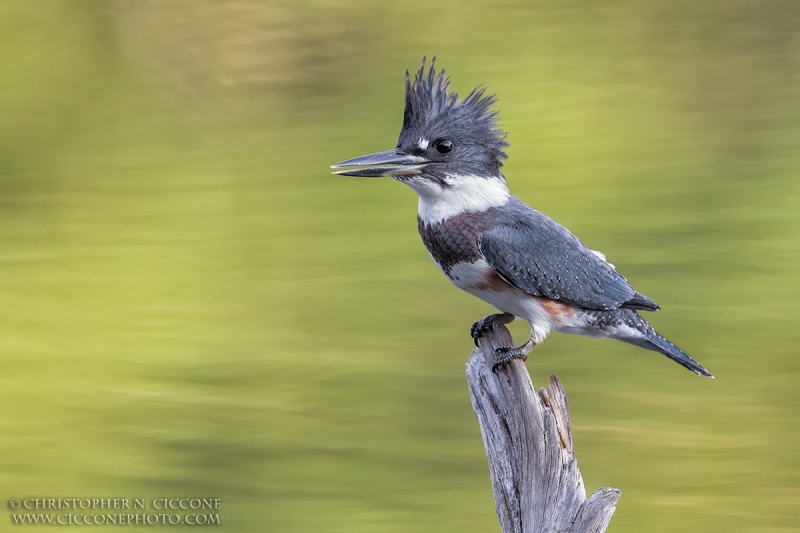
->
<box><xmin>472</xmin><ymin>314</ymin><xmax>534</xmax><ymax>372</ymax></box>
<box><xmin>471</xmin><ymin>312</ymin><xmax>515</xmax><ymax>341</ymax></box>
<box><xmin>470</xmin><ymin>321</ymin><xmax>486</xmax><ymax>340</ymax></box>
<box><xmin>491</xmin><ymin>346</ymin><xmax>516</xmax><ymax>372</ymax></box>
<box><xmin>490</xmin><ymin>340</ymin><xmax>535</xmax><ymax>372</ymax></box>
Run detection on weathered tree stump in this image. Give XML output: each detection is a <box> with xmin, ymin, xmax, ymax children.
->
<box><xmin>466</xmin><ymin>323</ymin><xmax>621</xmax><ymax>533</ymax></box>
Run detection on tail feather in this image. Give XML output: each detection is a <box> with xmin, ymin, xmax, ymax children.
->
<box><xmin>586</xmin><ymin>308</ymin><xmax>713</xmax><ymax>377</ymax></box>
<box><xmin>623</xmin><ymin>331</ymin><xmax>713</xmax><ymax>378</ymax></box>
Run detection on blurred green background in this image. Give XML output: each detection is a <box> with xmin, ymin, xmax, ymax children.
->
<box><xmin>1</xmin><ymin>0</ymin><xmax>799</xmax><ymax>531</ymax></box>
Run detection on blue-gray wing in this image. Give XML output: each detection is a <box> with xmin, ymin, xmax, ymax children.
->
<box><xmin>479</xmin><ymin>205</ymin><xmax>649</xmax><ymax>311</ymax></box>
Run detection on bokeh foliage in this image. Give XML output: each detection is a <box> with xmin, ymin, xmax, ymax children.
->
<box><xmin>1</xmin><ymin>1</ymin><xmax>799</xmax><ymax>531</ymax></box>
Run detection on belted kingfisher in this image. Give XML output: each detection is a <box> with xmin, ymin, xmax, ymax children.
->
<box><xmin>332</xmin><ymin>59</ymin><xmax>712</xmax><ymax>378</ymax></box>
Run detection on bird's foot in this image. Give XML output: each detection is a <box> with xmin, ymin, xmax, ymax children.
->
<box><xmin>491</xmin><ymin>336</ymin><xmax>538</xmax><ymax>373</ymax></box>
<box><xmin>470</xmin><ymin>312</ymin><xmax>515</xmax><ymax>346</ymax></box>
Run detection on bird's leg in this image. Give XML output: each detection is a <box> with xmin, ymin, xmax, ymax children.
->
<box><xmin>491</xmin><ymin>332</ymin><xmax>538</xmax><ymax>373</ymax></box>
<box><xmin>470</xmin><ymin>312</ymin><xmax>515</xmax><ymax>346</ymax></box>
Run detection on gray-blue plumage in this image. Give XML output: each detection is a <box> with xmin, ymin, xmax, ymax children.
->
<box><xmin>479</xmin><ymin>198</ymin><xmax>657</xmax><ymax>311</ymax></box>
<box><xmin>479</xmin><ymin>197</ymin><xmax>636</xmax><ymax>310</ymax></box>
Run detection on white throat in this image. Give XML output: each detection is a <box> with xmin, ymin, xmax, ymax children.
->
<box><xmin>406</xmin><ymin>174</ymin><xmax>511</xmax><ymax>226</ymax></box>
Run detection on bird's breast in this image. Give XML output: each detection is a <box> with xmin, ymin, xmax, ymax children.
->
<box><xmin>417</xmin><ymin>209</ymin><xmax>498</xmax><ymax>275</ymax></box>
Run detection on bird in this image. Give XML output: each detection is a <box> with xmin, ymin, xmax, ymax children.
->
<box><xmin>331</xmin><ymin>58</ymin><xmax>712</xmax><ymax>378</ymax></box>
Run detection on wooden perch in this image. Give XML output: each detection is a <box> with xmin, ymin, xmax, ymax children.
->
<box><xmin>466</xmin><ymin>323</ymin><xmax>621</xmax><ymax>533</ymax></box>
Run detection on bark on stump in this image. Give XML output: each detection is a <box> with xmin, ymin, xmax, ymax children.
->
<box><xmin>466</xmin><ymin>323</ymin><xmax>621</xmax><ymax>533</ymax></box>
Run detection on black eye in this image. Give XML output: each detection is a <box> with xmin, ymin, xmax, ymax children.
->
<box><xmin>434</xmin><ymin>139</ymin><xmax>453</xmax><ymax>154</ymax></box>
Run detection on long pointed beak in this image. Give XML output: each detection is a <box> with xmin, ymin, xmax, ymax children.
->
<box><xmin>330</xmin><ymin>149</ymin><xmax>430</xmax><ymax>177</ymax></box>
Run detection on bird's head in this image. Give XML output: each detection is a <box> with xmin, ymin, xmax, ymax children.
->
<box><xmin>332</xmin><ymin>58</ymin><xmax>508</xmax><ymax>192</ymax></box>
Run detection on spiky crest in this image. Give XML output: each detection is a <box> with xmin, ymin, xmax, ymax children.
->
<box><xmin>400</xmin><ymin>57</ymin><xmax>508</xmax><ymax>175</ymax></box>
